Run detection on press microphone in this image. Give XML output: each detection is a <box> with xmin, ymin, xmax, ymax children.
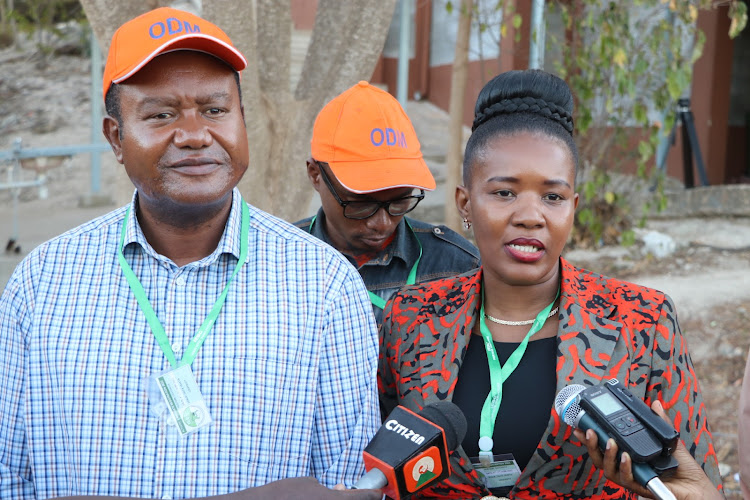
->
<box><xmin>354</xmin><ymin>401</ymin><xmax>467</xmax><ymax>500</ymax></box>
<box><xmin>554</xmin><ymin>385</ymin><xmax>677</xmax><ymax>500</ymax></box>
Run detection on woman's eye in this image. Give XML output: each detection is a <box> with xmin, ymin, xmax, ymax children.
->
<box><xmin>495</xmin><ymin>190</ymin><xmax>514</xmax><ymax>197</ymax></box>
<box><xmin>544</xmin><ymin>193</ymin><xmax>563</xmax><ymax>201</ymax></box>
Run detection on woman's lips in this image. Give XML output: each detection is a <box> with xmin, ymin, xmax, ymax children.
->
<box><xmin>505</xmin><ymin>239</ymin><xmax>545</xmax><ymax>262</ymax></box>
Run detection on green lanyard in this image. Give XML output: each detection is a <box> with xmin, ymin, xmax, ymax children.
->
<box><xmin>117</xmin><ymin>200</ymin><xmax>249</xmax><ymax>368</ymax></box>
<box><xmin>309</xmin><ymin>216</ymin><xmax>422</xmax><ymax>310</ymax></box>
<box><xmin>477</xmin><ymin>284</ymin><xmax>559</xmax><ymax>457</ymax></box>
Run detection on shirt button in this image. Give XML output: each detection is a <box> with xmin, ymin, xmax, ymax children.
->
<box><xmin>433</xmin><ymin>227</ymin><xmax>443</xmax><ymax>235</ymax></box>
<box><xmin>171</xmin><ymin>342</ymin><xmax>181</xmax><ymax>353</ymax></box>
<box><xmin>175</xmin><ymin>276</ymin><xmax>186</xmax><ymax>286</ymax></box>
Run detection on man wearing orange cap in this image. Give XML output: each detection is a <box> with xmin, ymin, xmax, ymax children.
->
<box><xmin>0</xmin><ymin>8</ymin><xmax>380</xmax><ymax>500</ymax></box>
<box><xmin>295</xmin><ymin>82</ymin><xmax>479</xmax><ymax>325</ymax></box>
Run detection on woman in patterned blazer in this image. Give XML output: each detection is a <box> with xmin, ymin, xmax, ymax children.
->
<box><xmin>378</xmin><ymin>70</ymin><xmax>722</xmax><ymax>499</ymax></box>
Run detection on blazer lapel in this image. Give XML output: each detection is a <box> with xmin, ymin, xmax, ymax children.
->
<box><xmin>417</xmin><ymin>269</ymin><xmax>482</xmax><ymax>407</ymax></box>
<box><xmin>415</xmin><ymin>270</ymin><xmax>484</xmax><ymax>486</ymax></box>
<box><xmin>520</xmin><ymin>259</ymin><xmax>625</xmax><ymax>482</ymax></box>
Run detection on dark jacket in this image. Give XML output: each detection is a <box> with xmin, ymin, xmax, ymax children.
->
<box><xmin>294</xmin><ymin>209</ymin><xmax>480</xmax><ymax>324</ymax></box>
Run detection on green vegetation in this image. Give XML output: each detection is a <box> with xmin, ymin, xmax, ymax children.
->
<box><xmin>0</xmin><ymin>0</ymin><xmax>87</xmax><ymax>50</ymax></box>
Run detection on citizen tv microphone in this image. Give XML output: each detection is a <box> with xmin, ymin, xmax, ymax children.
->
<box><xmin>353</xmin><ymin>401</ymin><xmax>467</xmax><ymax>500</ymax></box>
<box><xmin>555</xmin><ymin>384</ymin><xmax>677</xmax><ymax>500</ymax></box>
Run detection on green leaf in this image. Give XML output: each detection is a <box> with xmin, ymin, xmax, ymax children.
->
<box><xmin>512</xmin><ymin>13</ymin><xmax>523</xmax><ymax>29</ymax></box>
<box><xmin>620</xmin><ymin>229</ymin><xmax>636</xmax><ymax>247</ymax></box>
<box><xmin>638</xmin><ymin>140</ymin><xmax>654</xmax><ymax>162</ymax></box>
<box><xmin>729</xmin><ymin>1</ymin><xmax>748</xmax><ymax>39</ymax></box>
<box><xmin>633</xmin><ymin>103</ymin><xmax>647</xmax><ymax>124</ymax></box>
<box><xmin>446</xmin><ymin>1</ymin><xmax>454</xmax><ymax>14</ymax></box>
<box><xmin>666</xmin><ymin>72</ymin><xmax>682</xmax><ymax>100</ymax></box>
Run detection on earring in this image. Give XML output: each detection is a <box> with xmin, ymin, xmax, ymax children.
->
<box><xmin>462</xmin><ymin>218</ymin><xmax>472</xmax><ymax>230</ymax></box>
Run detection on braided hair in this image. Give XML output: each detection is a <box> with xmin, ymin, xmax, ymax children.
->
<box><xmin>463</xmin><ymin>70</ymin><xmax>579</xmax><ymax>185</ymax></box>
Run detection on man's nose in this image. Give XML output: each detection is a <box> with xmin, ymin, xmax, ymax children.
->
<box><xmin>173</xmin><ymin>113</ymin><xmax>213</xmax><ymax>149</ymax></box>
<box><xmin>365</xmin><ymin>206</ymin><xmax>396</xmax><ymax>232</ymax></box>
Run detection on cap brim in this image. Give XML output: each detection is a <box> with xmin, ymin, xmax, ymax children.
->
<box><xmin>112</xmin><ymin>34</ymin><xmax>247</xmax><ymax>85</ymax></box>
<box><xmin>327</xmin><ymin>157</ymin><xmax>436</xmax><ymax>194</ymax></box>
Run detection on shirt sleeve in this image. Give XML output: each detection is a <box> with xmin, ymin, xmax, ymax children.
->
<box><xmin>648</xmin><ymin>294</ymin><xmax>722</xmax><ymax>490</ymax></box>
<box><xmin>0</xmin><ymin>267</ymin><xmax>36</xmax><ymax>499</ymax></box>
<box><xmin>310</xmin><ymin>262</ymin><xmax>380</xmax><ymax>488</ymax></box>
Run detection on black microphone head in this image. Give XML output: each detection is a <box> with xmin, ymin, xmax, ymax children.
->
<box><xmin>554</xmin><ymin>384</ymin><xmax>587</xmax><ymax>426</ymax></box>
<box><xmin>418</xmin><ymin>401</ymin><xmax>467</xmax><ymax>451</ymax></box>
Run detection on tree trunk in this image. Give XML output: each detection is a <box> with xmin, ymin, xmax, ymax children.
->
<box><xmin>81</xmin><ymin>0</ymin><xmax>396</xmax><ymax>221</ymax></box>
<box><xmin>444</xmin><ymin>0</ymin><xmax>473</xmax><ymax>233</ymax></box>
<box><xmin>78</xmin><ymin>0</ymin><xmax>169</xmax><ymax>53</ymax></box>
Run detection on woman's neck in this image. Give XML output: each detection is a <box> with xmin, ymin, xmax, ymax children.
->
<box><xmin>481</xmin><ymin>267</ymin><xmax>560</xmax><ymax>322</ymax></box>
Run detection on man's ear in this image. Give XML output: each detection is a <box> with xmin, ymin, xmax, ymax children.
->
<box><xmin>455</xmin><ymin>185</ymin><xmax>471</xmax><ymax>220</ymax></box>
<box><xmin>306</xmin><ymin>158</ymin><xmax>322</xmax><ymax>193</ymax></box>
<box><xmin>103</xmin><ymin>116</ymin><xmax>124</xmax><ymax>164</ymax></box>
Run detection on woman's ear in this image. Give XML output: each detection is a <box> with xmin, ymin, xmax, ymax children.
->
<box><xmin>455</xmin><ymin>185</ymin><xmax>471</xmax><ymax>221</ymax></box>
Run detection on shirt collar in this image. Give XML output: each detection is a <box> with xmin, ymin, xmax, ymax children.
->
<box><xmin>309</xmin><ymin>208</ymin><xmax>418</xmax><ymax>268</ymax></box>
<box><xmin>122</xmin><ymin>188</ymin><xmax>245</xmax><ymax>266</ymax></box>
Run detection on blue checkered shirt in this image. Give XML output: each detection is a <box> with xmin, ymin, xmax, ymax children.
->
<box><xmin>0</xmin><ymin>189</ymin><xmax>380</xmax><ymax>499</ymax></box>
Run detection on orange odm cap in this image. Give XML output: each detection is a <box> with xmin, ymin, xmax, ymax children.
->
<box><xmin>102</xmin><ymin>7</ymin><xmax>247</xmax><ymax>101</ymax></box>
<box><xmin>311</xmin><ymin>81</ymin><xmax>436</xmax><ymax>194</ymax></box>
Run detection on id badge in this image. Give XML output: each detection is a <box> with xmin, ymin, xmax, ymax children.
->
<box><xmin>471</xmin><ymin>454</ymin><xmax>521</xmax><ymax>490</ymax></box>
<box><xmin>146</xmin><ymin>364</ymin><xmax>213</xmax><ymax>437</ymax></box>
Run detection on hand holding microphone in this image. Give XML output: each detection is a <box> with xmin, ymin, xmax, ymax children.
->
<box><xmin>575</xmin><ymin>400</ymin><xmax>722</xmax><ymax>500</ymax></box>
<box><xmin>555</xmin><ymin>382</ymin><xmax>721</xmax><ymax>500</ymax></box>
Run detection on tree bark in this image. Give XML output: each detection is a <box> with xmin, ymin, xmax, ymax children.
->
<box><xmin>78</xmin><ymin>0</ymin><xmax>169</xmax><ymax>53</ymax></box>
<box><xmin>445</xmin><ymin>0</ymin><xmax>473</xmax><ymax>233</ymax></box>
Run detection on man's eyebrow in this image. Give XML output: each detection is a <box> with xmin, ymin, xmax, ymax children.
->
<box><xmin>195</xmin><ymin>92</ymin><xmax>232</xmax><ymax>105</ymax></box>
<box><xmin>135</xmin><ymin>92</ymin><xmax>232</xmax><ymax>109</ymax></box>
<box><xmin>136</xmin><ymin>96</ymin><xmax>181</xmax><ymax>109</ymax></box>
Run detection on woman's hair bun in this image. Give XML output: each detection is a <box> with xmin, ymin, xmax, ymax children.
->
<box><xmin>472</xmin><ymin>70</ymin><xmax>574</xmax><ymax>134</ymax></box>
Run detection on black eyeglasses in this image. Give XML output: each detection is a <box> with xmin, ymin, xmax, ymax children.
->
<box><xmin>317</xmin><ymin>162</ymin><xmax>425</xmax><ymax>220</ymax></box>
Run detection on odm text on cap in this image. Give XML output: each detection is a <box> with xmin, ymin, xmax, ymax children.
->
<box><xmin>149</xmin><ymin>17</ymin><xmax>201</xmax><ymax>39</ymax></box>
<box><xmin>371</xmin><ymin>128</ymin><xmax>407</xmax><ymax>148</ymax></box>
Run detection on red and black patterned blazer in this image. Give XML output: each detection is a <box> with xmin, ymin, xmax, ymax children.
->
<box><xmin>378</xmin><ymin>259</ymin><xmax>721</xmax><ymax>499</ymax></box>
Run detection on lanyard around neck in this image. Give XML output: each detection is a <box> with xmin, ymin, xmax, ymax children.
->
<box><xmin>477</xmin><ymin>283</ymin><xmax>560</xmax><ymax>456</ymax></box>
<box><xmin>117</xmin><ymin>199</ymin><xmax>249</xmax><ymax>368</ymax></box>
<box><xmin>309</xmin><ymin>216</ymin><xmax>422</xmax><ymax>310</ymax></box>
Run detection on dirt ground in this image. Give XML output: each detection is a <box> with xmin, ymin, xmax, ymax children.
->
<box><xmin>2</xmin><ymin>46</ymin><xmax>750</xmax><ymax>498</ymax></box>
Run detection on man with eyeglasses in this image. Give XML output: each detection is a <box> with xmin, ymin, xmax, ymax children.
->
<box><xmin>295</xmin><ymin>81</ymin><xmax>479</xmax><ymax>325</ymax></box>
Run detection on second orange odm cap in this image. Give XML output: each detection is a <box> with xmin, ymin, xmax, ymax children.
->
<box><xmin>311</xmin><ymin>81</ymin><xmax>436</xmax><ymax>194</ymax></box>
<box><xmin>102</xmin><ymin>7</ymin><xmax>247</xmax><ymax>101</ymax></box>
